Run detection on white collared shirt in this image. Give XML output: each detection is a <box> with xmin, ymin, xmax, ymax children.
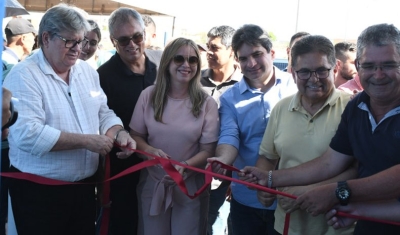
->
<box><xmin>3</xmin><ymin>49</ymin><xmax>122</xmax><ymax>181</ymax></box>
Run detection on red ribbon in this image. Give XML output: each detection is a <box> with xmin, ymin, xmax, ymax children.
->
<box><xmin>99</xmin><ymin>153</ymin><xmax>111</xmax><ymax>235</ymax></box>
<box><xmin>2</xmin><ymin>147</ymin><xmax>400</xmax><ymax>235</ymax></box>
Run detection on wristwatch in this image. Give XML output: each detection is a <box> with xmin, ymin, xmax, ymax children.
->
<box><xmin>335</xmin><ymin>181</ymin><xmax>351</xmax><ymax>206</ymax></box>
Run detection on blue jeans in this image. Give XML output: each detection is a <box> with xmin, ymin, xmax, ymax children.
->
<box><xmin>230</xmin><ymin>197</ymin><xmax>277</xmax><ymax>235</ymax></box>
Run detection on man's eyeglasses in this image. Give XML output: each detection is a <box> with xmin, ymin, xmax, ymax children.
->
<box><xmin>173</xmin><ymin>55</ymin><xmax>199</xmax><ymax>67</ymax></box>
<box><xmin>357</xmin><ymin>62</ymin><xmax>400</xmax><ymax>73</ymax></box>
<box><xmin>295</xmin><ymin>68</ymin><xmax>331</xmax><ymax>80</ymax></box>
<box><xmin>54</xmin><ymin>34</ymin><xmax>88</xmax><ymax>49</ymax></box>
<box><xmin>112</xmin><ymin>32</ymin><xmax>144</xmax><ymax>46</ymax></box>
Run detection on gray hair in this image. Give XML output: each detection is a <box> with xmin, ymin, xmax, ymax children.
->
<box><xmin>38</xmin><ymin>4</ymin><xmax>90</xmax><ymax>47</ymax></box>
<box><xmin>291</xmin><ymin>35</ymin><xmax>336</xmax><ymax>68</ymax></box>
<box><xmin>231</xmin><ymin>24</ymin><xmax>272</xmax><ymax>58</ymax></box>
<box><xmin>357</xmin><ymin>23</ymin><xmax>400</xmax><ymax>61</ymax></box>
<box><xmin>207</xmin><ymin>25</ymin><xmax>236</xmax><ymax>48</ymax></box>
<box><xmin>108</xmin><ymin>7</ymin><xmax>145</xmax><ymax>36</ymax></box>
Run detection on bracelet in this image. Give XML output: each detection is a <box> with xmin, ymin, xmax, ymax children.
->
<box><xmin>267</xmin><ymin>170</ymin><xmax>273</xmax><ymax>188</ymax></box>
<box><xmin>181</xmin><ymin>160</ymin><xmax>189</xmax><ymax>166</ymax></box>
<box><xmin>114</xmin><ymin>128</ymin><xmax>129</xmax><ymax>142</ymax></box>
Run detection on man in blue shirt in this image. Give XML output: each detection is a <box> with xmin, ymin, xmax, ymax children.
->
<box><xmin>208</xmin><ymin>24</ymin><xmax>297</xmax><ymax>235</ymax></box>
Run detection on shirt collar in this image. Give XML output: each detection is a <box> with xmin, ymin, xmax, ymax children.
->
<box><xmin>201</xmin><ymin>64</ymin><xmax>243</xmax><ymax>85</ymax></box>
<box><xmin>289</xmin><ymin>89</ymin><xmax>345</xmax><ymax>112</ymax></box>
<box><xmin>115</xmin><ymin>52</ymin><xmax>155</xmax><ymax>76</ymax></box>
<box><xmin>37</xmin><ymin>48</ymin><xmax>77</xmax><ymax>80</ymax></box>
<box><xmin>239</xmin><ymin>66</ymin><xmax>282</xmax><ymax>94</ymax></box>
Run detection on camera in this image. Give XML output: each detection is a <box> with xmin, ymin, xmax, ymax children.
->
<box><xmin>2</xmin><ymin>97</ymin><xmax>18</xmax><ymax>131</ymax></box>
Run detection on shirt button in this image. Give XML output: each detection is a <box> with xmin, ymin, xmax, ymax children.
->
<box><xmin>310</xmin><ymin>120</ymin><xmax>313</xmax><ymax>123</ymax></box>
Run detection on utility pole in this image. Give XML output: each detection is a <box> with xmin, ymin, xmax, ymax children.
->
<box><xmin>295</xmin><ymin>0</ymin><xmax>300</xmax><ymax>32</ymax></box>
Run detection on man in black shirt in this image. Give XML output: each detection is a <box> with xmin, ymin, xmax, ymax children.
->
<box><xmin>201</xmin><ymin>25</ymin><xmax>240</xmax><ymax>235</ymax></box>
<box><xmin>97</xmin><ymin>7</ymin><xmax>162</xmax><ymax>235</ymax></box>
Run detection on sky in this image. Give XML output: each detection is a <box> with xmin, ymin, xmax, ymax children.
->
<box><xmin>115</xmin><ymin>0</ymin><xmax>400</xmax><ymax>42</ymax></box>
<box><xmin>4</xmin><ymin>0</ymin><xmax>400</xmax><ymax>57</ymax></box>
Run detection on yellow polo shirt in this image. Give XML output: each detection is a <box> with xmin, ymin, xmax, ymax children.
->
<box><xmin>259</xmin><ymin>89</ymin><xmax>353</xmax><ymax>235</ymax></box>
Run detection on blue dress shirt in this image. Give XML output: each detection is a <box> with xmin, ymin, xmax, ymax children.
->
<box><xmin>218</xmin><ymin>68</ymin><xmax>297</xmax><ymax>209</ymax></box>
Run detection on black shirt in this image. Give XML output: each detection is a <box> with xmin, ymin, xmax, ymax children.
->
<box><xmin>98</xmin><ymin>49</ymin><xmax>162</xmax><ymax>129</ymax></box>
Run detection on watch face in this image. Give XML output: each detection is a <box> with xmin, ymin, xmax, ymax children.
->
<box><xmin>338</xmin><ymin>188</ymin><xmax>349</xmax><ymax>199</ymax></box>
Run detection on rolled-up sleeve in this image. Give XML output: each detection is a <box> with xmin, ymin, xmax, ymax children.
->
<box><xmin>4</xmin><ymin>68</ymin><xmax>60</xmax><ymax>157</ymax></box>
<box><xmin>217</xmin><ymin>94</ymin><xmax>240</xmax><ymax>149</ymax></box>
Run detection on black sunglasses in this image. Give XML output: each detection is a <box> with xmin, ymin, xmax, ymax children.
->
<box><xmin>173</xmin><ymin>55</ymin><xmax>199</xmax><ymax>66</ymax></box>
<box><xmin>112</xmin><ymin>32</ymin><xmax>144</xmax><ymax>46</ymax></box>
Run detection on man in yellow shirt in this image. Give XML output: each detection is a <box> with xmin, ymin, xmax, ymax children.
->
<box><xmin>254</xmin><ymin>35</ymin><xmax>357</xmax><ymax>235</ymax></box>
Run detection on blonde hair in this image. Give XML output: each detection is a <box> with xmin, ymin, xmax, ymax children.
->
<box><xmin>151</xmin><ymin>37</ymin><xmax>206</xmax><ymax>122</ymax></box>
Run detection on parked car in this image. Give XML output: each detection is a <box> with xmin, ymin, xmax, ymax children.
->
<box><xmin>273</xmin><ymin>58</ymin><xmax>288</xmax><ymax>71</ymax></box>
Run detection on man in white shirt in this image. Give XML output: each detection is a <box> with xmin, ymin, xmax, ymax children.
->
<box><xmin>3</xmin><ymin>4</ymin><xmax>136</xmax><ymax>235</ymax></box>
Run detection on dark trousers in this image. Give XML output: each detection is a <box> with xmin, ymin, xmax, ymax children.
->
<box><xmin>8</xmin><ymin>166</ymin><xmax>96</xmax><ymax>235</ymax></box>
<box><xmin>354</xmin><ymin>220</ymin><xmax>400</xmax><ymax>235</ymax></box>
<box><xmin>107</xmin><ymin>150</ymin><xmax>141</xmax><ymax>235</ymax></box>
<box><xmin>230</xmin><ymin>197</ymin><xmax>278</xmax><ymax>235</ymax></box>
<box><xmin>0</xmin><ymin>146</ymin><xmax>9</xmax><ymax>235</ymax></box>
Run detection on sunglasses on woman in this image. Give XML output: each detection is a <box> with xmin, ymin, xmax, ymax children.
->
<box><xmin>173</xmin><ymin>55</ymin><xmax>199</xmax><ymax>67</ymax></box>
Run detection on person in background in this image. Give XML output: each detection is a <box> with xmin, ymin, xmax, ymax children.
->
<box><xmin>285</xmin><ymin>32</ymin><xmax>310</xmax><ymax>73</ymax></box>
<box><xmin>200</xmin><ymin>25</ymin><xmax>240</xmax><ymax>235</ymax></box>
<box><xmin>2</xmin><ymin>18</ymin><xmax>37</xmax><ymax>79</ymax></box>
<box><xmin>130</xmin><ymin>37</ymin><xmax>219</xmax><ymax>235</ymax></box>
<box><xmin>97</xmin><ymin>7</ymin><xmax>162</xmax><ymax>235</ymax></box>
<box><xmin>254</xmin><ymin>35</ymin><xmax>355</xmax><ymax>235</ymax></box>
<box><xmin>334</xmin><ymin>42</ymin><xmax>357</xmax><ymax>87</ymax></box>
<box><xmin>338</xmin><ymin>74</ymin><xmax>363</xmax><ymax>94</ymax></box>
<box><xmin>3</xmin><ymin>4</ymin><xmax>136</xmax><ymax>234</ymax></box>
<box><xmin>197</xmin><ymin>43</ymin><xmax>208</xmax><ymax>70</ymax></box>
<box><xmin>79</xmin><ymin>19</ymin><xmax>101</xmax><ymax>68</ymax></box>
<box><xmin>208</xmin><ymin>24</ymin><xmax>297</xmax><ymax>235</ymax></box>
<box><xmin>142</xmin><ymin>15</ymin><xmax>161</xmax><ymax>50</ymax></box>
<box><xmin>202</xmin><ymin>25</ymin><xmax>241</xmax><ymax>105</ymax></box>
<box><xmin>240</xmin><ymin>23</ymin><xmax>400</xmax><ymax>235</ymax></box>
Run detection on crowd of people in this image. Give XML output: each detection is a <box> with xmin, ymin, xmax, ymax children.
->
<box><xmin>1</xmin><ymin>3</ymin><xmax>400</xmax><ymax>235</ymax></box>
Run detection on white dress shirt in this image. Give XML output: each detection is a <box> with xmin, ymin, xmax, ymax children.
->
<box><xmin>3</xmin><ymin>49</ymin><xmax>123</xmax><ymax>181</ymax></box>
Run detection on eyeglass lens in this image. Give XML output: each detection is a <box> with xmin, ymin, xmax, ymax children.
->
<box><xmin>115</xmin><ymin>33</ymin><xmax>144</xmax><ymax>46</ymax></box>
<box><xmin>297</xmin><ymin>69</ymin><xmax>330</xmax><ymax>80</ymax></box>
<box><xmin>55</xmin><ymin>34</ymin><xmax>86</xmax><ymax>49</ymax></box>
<box><xmin>173</xmin><ymin>55</ymin><xmax>199</xmax><ymax>66</ymax></box>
